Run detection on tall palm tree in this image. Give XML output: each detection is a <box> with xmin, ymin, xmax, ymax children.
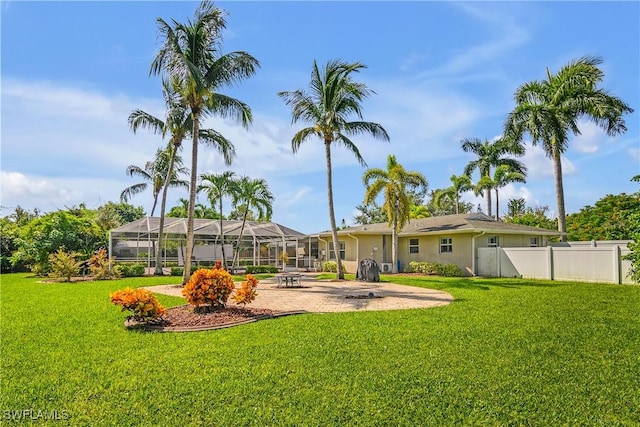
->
<box><xmin>129</xmin><ymin>79</ymin><xmax>231</xmax><ymax>275</ymax></box>
<box><xmin>505</xmin><ymin>56</ymin><xmax>633</xmax><ymax>240</ymax></box>
<box><xmin>198</xmin><ymin>171</ymin><xmax>238</xmax><ymax>268</ymax></box>
<box><xmin>278</xmin><ymin>59</ymin><xmax>389</xmax><ymax>279</ymax></box>
<box><xmin>151</xmin><ymin>0</ymin><xmax>258</xmax><ymax>283</ymax></box>
<box><xmin>120</xmin><ymin>147</ymin><xmax>189</xmax><ymax>216</ymax></box>
<box><xmin>363</xmin><ymin>155</ymin><xmax>428</xmax><ymax>274</ymax></box>
<box><xmin>433</xmin><ymin>174</ymin><xmax>473</xmax><ymax>215</ymax></box>
<box><xmin>475</xmin><ymin>165</ymin><xmax>527</xmax><ymax>220</ymax></box>
<box><xmin>461</xmin><ymin>137</ymin><xmax>526</xmax><ymax>217</ymax></box>
<box><xmin>230</xmin><ymin>176</ymin><xmax>274</xmax><ymax>271</ymax></box>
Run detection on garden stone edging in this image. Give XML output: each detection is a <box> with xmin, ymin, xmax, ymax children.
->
<box><xmin>124</xmin><ymin>310</ymin><xmax>308</xmax><ymax>333</ymax></box>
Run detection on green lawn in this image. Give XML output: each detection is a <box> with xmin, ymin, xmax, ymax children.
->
<box><xmin>1</xmin><ymin>273</ymin><xmax>639</xmax><ymax>426</ymax></box>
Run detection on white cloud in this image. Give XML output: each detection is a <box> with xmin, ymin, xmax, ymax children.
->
<box><xmin>627</xmin><ymin>147</ymin><xmax>639</xmax><ymax>161</ymax></box>
<box><xmin>521</xmin><ymin>144</ymin><xmax>577</xmax><ymax>179</ymax></box>
<box><xmin>571</xmin><ymin>120</ymin><xmax>614</xmax><ymax>154</ymax></box>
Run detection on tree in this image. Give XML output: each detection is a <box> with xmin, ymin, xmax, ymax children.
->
<box><xmin>279</xmin><ymin>59</ymin><xmax>389</xmax><ymax>279</ymax></box>
<box><xmin>503</xmin><ymin>198</ymin><xmax>558</xmax><ymax>231</ymax></box>
<box><xmin>505</xmin><ymin>56</ymin><xmax>633</xmax><ymax>240</ymax></box>
<box><xmin>129</xmin><ymin>78</ymin><xmax>230</xmax><ymax>275</ymax></box>
<box><xmin>409</xmin><ymin>205</ymin><xmax>430</xmax><ymax>219</ymax></box>
<box><xmin>565</xmin><ymin>193</ymin><xmax>639</xmax><ymax>241</ymax></box>
<box><xmin>151</xmin><ymin>0</ymin><xmax>257</xmax><ymax>284</ymax></box>
<box><xmin>199</xmin><ymin>171</ymin><xmax>238</xmax><ymax>268</ymax></box>
<box><xmin>461</xmin><ymin>137</ymin><xmax>526</xmax><ymax>217</ymax></box>
<box><xmin>363</xmin><ymin>155</ymin><xmax>428</xmax><ymax>274</ymax></box>
<box><xmin>425</xmin><ymin>190</ymin><xmax>473</xmax><ymax>217</ymax></box>
<box><xmin>229</xmin><ymin>176</ymin><xmax>274</xmax><ymax>271</ymax></box>
<box><xmin>433</xmin><ymin>174</ymin><xmax>473</xmax><ymax>215</ymax></box>
<box><xmin>352</xmin><ymin>202</ymin><xmax>388</xmax><ymax>225</ymax></box>
<box><xmin>120</xmin><ymin>147</ymin><xmax>189</xmax><ymax>216</ymax></box>
<box><xmin>623</xmin><ymin>176</ymin><xmax>640</xmax><ymax>283</ymax></box>
<box><xmin>475</xmin><ymin>165</ymin><xmax>527</xmax><ymax>220</ymax></box>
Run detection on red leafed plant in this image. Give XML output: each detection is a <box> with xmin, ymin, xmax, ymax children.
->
<box><xmin>232</xmin><ymin>274</ymin><xmax>259</xmax><ymax>307</ymax></box>
<box><xmin>110</xmin><ymin>287</ymin><xmax>166</xmax><ymax>321</ymax></box>
<box><xmin>182</xmin><ymin>266</ymin><xmax>235</xmax><ymax>310</ymax></box>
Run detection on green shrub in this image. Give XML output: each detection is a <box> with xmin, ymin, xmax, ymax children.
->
<box><xmin>322</xmin><ymin>261</ymin><xmax>337</xmax><ymax>273</ymax></box>
<box><xmin>115</xmin><ymin>263</ymin><xmax>146</xmax><ymax>277</ymax></box>
<box><xmin>170</xmin><ymin>267</ymin><xmax>184</xmax><ymax>276</ymax></box>
<box><xmin>246</xmin><ymin>265</ymin><xmax>278</xmax><ymax>274</ymax></box>
<box><xmin>48</xmin><ymin>248</ymin><xmax>82</xmax><ymax>282</ymax></box>
<box><xmin>405</xmin><ymin>261</ymin><xmax>464</xmax><ymax>277</ymax></box>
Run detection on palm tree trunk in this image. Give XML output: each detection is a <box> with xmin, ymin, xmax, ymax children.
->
<box><xmin>153</xmin><ymin>143</ymin><xmax>179</xmax><ymax>276</ymax></box>
<box><xmin>391</xmin><ymin>207</ymin><xmax>398</xmax><ymax>274</ymax></box>
<box><xmin>183</xmin><ymin>109</ymin><xmax>200</xmax><ymax>285</ymax></box>
<box><xmin>325</xmin><ymin>141</ymin><xmax>343</xmax><ymax>280</ymax></box>
<box><xmin>485</xmin><ymin>188</ymin><xmax>492</xmax><ymax>217</ymax></box>
<box><xmin>553</xmin><ymin>141</ymin><xmax>567</xmax><ymax>241</ymax></box>
<box><xmin>219</xmin><ymin>198</ymin><xmax>227</xmax><ymax>269</ymax></box>
<box><xmin>455</xmin><ymin>192</ymin><xmax>460</xmax><ymax>215</ymax></box>
<box><xmin>231</xmin><ymin>209</ymin><xmax>249</xmax><ymax>273</ymax></box>
<box><xmin>494</xmin><ymin>189</ymin><xmax>499</xmax><ymax>221</ymax></box>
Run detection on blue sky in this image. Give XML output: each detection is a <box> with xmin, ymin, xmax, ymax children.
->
<box><xmin>1</xmin><ymin>1</ymin><xmax>638</xmax><ymax>234</ymax></box>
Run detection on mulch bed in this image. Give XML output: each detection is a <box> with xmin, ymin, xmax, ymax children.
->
<box><xmin>125</xmin><ymin>304</ymin><xmax>305</xmax><ymax>332</ymax></box>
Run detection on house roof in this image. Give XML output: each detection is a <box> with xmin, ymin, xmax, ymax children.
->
<box><xmin>315</xmin><ymin>213</ymin><xmax>562</xmax><ymax>237</ymax></box>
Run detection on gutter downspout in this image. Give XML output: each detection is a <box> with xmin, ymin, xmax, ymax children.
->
<box><xmin>471</xmin><ymin>231</ymin><xmax>486</xmax><ymax>276</ymax></box>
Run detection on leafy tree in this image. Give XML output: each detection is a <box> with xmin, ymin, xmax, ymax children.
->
<box><xmin>120</xmin><ymin>147</ymin><xmax>189</xmax><ymax>216</ymax></box>
<box><xmin>199</xmin><ymin>171</ymin><xmax>239</xmax><ymax>267</ymax></box>
<box><xmin>229</xmin><ymin>176</ymin><xmax>274</xmax><ymax>271</ymax></box>
<box><xmin>623</xmin><ymin>177</ymin><xmax>640</xmax><ymax>283</ymax></box>
<box><xmin>505</xmin><ymin>56</ymin><xmax>633</xmax><ymax>240</ymax></box>
<box><xmin>151</xmin><ymin>0</ymin><xmax>257</xmax><ymax>284</ymax></box>
<box><xmin>432</xmin><ymin>174</ymin><xmax>473</xmax><ymax>215</ymax></box>
<box><xmin>11</xmin><ymin>211</ymin><xmax>102</xmax><ymax>274</ymax></box>
<box><xmin>363</xmin><ymin>155</ymin><xmax>428</xmax><ymax>273</ymax></box>
<box><xmin>352</xmin><ymin>202</ymin><xmax>388</xmax><ymax>225</ymax></box>
<box><xmin>279</xmin><ymin>59</ymin><xmax>389</xmax><ymax>279</ymax></box>
<box><xmin>462</xmin><ymin>137</ymin><xmax>526</xmax><ymax>217</ymax></box>
<box><xmin>409</xmin><ymin>205</ymin><xmax>430</xmax><ymax>219</ymax></box>
<box><xmin>0</xmin><ymin>217</ymin><xmax>21</xmax><ymax>272</ymax></box>
<box><xmin>565</xmin><ymin>193</ymin><xmax>639</xmax><ymax>241</ymax></box>
<box><xmin>167</xmin><ymin>198</ymin><xmax>218</xmax><ymax>219</ymax></box>
<box><xmin>503</xmin><ymin>198</ymin><xmax>558</xmax><ymax>231</ymax></box>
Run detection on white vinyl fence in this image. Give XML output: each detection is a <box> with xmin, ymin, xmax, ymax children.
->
<box><xmin>477</xmin><ymin>245</ymin><xmax>633</xmax><ymax>284</ymax></box>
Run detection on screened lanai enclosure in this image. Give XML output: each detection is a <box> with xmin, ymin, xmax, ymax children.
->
<box><xmin>109</xmin><ymin>217</ymin><xmax>320</xmax><ymax>271</ymax></box>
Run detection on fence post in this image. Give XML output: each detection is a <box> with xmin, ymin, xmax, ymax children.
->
<box><xmin>547</xmin><ymin>246</ymin><xmax>554</xmax><ymax>280</ymax></box>
<box><xmin>613</xmin><ymin>246</ymin><xmax>621</xmax><ymax>284</ymax></box>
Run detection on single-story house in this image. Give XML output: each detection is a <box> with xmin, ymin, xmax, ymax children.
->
<box><xmin>311</xmin><ymin>213</ymin><xmax>562</xmax><ymax>276</ymax></box>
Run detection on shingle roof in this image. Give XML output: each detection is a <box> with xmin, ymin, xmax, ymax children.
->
<box><xmin>317</xmin><ymin>213</ymin><xmax>561</xmax><ymax>237</ymax></box>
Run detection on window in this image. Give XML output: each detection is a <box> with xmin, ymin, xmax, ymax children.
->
<box><xmin>488</xmin><ymin>236</ymin><xmax>499</xmax><ymax>247</ymax></box>
<box><xmin>440</xmin><ymin>237</ymin><xmax>453</xmax><ymax>253</ymax></box>
<box><xmin>329</xmin><ymin>241</ymin><xmax>346</xmax><ymax>260</ymax></box>
<box><xmin>310</xmin><ymin>241</ymin><xmax>319</xmax><ymax>258</ymax></box>
<box><xmin>530</xmin><ymin>237</ymin><xmax>538</xmax><ymax>247</ymax></box>
<box><xmin>409</xmin><ymin>238</ymin><xmax>419</xmax><ymax>254</ymax></box>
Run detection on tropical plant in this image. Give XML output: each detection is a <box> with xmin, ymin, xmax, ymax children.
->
<box><xmin>88</xmin><ymin>248</ymin><xmax>120</xmax><ymax>280</ymax></box>
<box><xmin>199</xmin><ymin>171</ymin><xmax>239</xmax><ymax>268</ymax></box>
<box><xmin>231</xmin><ymin>274</ymin><xmax>259</xmax><ymax>307</ymax></box>
<box><xmin>505</xmin><ymin>55</ymin><xmax>633</xmax><ymax>240</ymax></box>
<box><xmin>352</xmin><ymin>202</ymin><xmax>388</xmax><ymax>225</ymax></box>
<box><xmin>565</xmin><ymin>193</ymin><xmax>640</xmax><ymax>241</ymax></box>
<box><xmin>279</xmin><ymin>59</ymin><xmax>389</xmax><ymax>279</ymax></box>
<box><xmin>110</xmin><ymin>288</ymin><xmax>166</xmax><ymax>322</ymax></box>
<box><xmin>475</xmin><ymin>165</ymin><xmax>527</xmax><ymax>220</ymax></box>
<box><xmin>503</xmin><ymin>198</ymin><xmax>558</xmax><ymax>231</ymax></box>
<box><xmin>182</xmin><ymin>266</ymin><xmax>236</xmax><ymax>310</ymax></box>
<box><xmin>433</xmin><ymin>174</ymin><xmax>473</xmax><ymax>215</ymax></box>
<box><xmin>151</xmin><ymin>0</ymin><xmax>257</xmax><ymax>284</ymax></box>
<box><xmin>229</xmin><ymin>176</ymin><xmax>274</xmax><ymax>271</ymax></box>
<box><xmin>461</xmin><ymin>137</ymin><xmax>525</xmax><ymax>217</ymax></box>
<box><xmin>48</xmin><ymin>249</ymin><xmax>83</xmax><ymax>282</ymax></box>
<box><xmin>120</xmin><ymin>147</ymin><xmax>189</xmax><ymax>216</ymax></box>
<box><xmin>363</xmin><ymin>155</ymin><xmax>428</xmax><ymax>273</ymax></box>
<box><xmin>409</xmin><ymin>204</ymin><xmax>430</xmax><ymax>219</ymax></box>
<box><xmin>425</xmin><ymin>190</ymin><xmax>474</xmax><ymax>217</ymax></box>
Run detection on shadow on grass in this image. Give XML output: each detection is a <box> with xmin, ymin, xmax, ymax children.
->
<box><xmin>382</xmin><ymin>275</ymin><xmax>564</xmax><ymax>292</ymax></box>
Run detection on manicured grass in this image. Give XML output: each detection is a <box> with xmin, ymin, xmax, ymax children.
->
<box><xmin>1</xmin><ymin>273</ymin><xmax>639</xmax><ymax>425</ymax></box>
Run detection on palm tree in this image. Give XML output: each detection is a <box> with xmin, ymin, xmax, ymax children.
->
<box><xmin>129</xmin><ymin>78</ymin><xmax>230</xmax><ymax>275</ymax></box>
<box><xmin>461</xmin><ymin>137</ymin><xmax>526</xmax><ymax>217</ymax></box>
<box><xmin>363</xmin><ymin>155</ymin><xmax>428</xmax><ymax>274</ymax></box>
<box><xmin>433</xmin><ymin>174</ymin><xmax>473</xmax><ymax>215</ymax></box>
<box><xmin>120</xmin><ymin>147</ymin><xmax>189</xmax><ymax>216</ymax></box>
<box><xmin>151</xmin><ymin>0</ymin><xmax>258</xmax><ymax>283</ymax></box>
<box><xmin>475</xmin><ymin>165</ymin><xmax>527</xmax><ymax>220</ymax></box>
<box><xmin>198</xmin><ymin>171</ymin><xmax>238</xmax><ymax>268</ymax></box>
<box><xmin>229</xmin><ymin>176</ymin><xmax>274</xmax><ymax>271</ymax></box>
<box><xmin>278</xmin><ymin>59</ymin><xmax>389</xmax><ymax>279</ymax></box>
<box><xmin>505</xmin><ymin>56</ymin><xmax>633</xmax><ymax>240</ymax></box>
